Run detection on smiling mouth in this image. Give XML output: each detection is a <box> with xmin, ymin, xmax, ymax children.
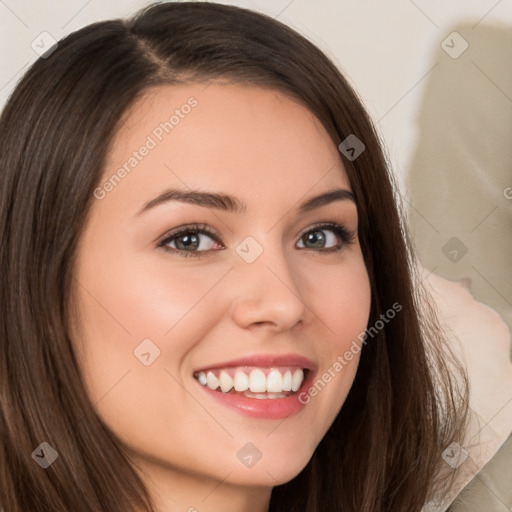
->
<box><xmin>193</xmin><ymin>366</ymin><xmax>308</xmax><ymax>399</ymax></box>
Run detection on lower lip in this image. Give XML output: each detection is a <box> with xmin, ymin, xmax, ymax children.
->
<box><xmin>195</xmin><ymin>370</ymin><xmax>316</xmax><ymax>420</ymax></box>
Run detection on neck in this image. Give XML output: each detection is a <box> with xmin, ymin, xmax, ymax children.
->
<box><xmin>134</xmin><ymin>458</ymin><xmax>272</xmax><ymax>512</ymax></box>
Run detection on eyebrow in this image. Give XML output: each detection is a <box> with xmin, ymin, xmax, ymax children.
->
<box><xmin>136</xmin><ymin>187</ymin><xmax>356</xmax><ymax>216</ymax></box>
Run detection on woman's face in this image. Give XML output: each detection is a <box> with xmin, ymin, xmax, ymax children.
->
<box><xmin>70</xmin><ymin>82</ymin><xmax>371</xmax><ymax>505</ymax></box>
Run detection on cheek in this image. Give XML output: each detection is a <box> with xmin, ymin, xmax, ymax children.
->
<box><xmin>308</xmin><ymin>254</ymin><xmax>371</xmax><ymax>346</ymax></box>
<box><xmin>76</xmin><ymin>242</ymin><xmax>231</xmax><ymax>340</ymax></box>
<box><xmin>70</xmin><ymin>241</ymin><xmax>232</xmax><ymax>409</ymax></box>
<box><xmin>70</xmin><ymin>253</ymin><xmax>232</xmax><ymax>449</ymax></box>
<box><xmin>299</xmin><ymin>253</ymin><xmax>371</xmax><ymax>431</ymax></box>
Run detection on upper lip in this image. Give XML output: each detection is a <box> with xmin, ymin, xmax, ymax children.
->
<box><xmin>194</xmin><ymin>353</ymin><xmax>317</xmax><ymax>373</ymax></box>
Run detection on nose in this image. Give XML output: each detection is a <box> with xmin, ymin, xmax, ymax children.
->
<box><xmin>230</xmin><ymin>242</ymin><xmax>308</xmax><ymax>332</ymax></box>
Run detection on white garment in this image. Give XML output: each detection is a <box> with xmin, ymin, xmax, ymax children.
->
<box><xmin>419</xmin><ymin>266</ymin><xmax>512</xmax><ymax>512</ymax></box>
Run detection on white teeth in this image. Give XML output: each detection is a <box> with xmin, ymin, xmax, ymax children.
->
<box><xmin>249</xmin><ymin>369</ymin><xmax>267</xmax><ymax>392</ymax></box>
<box><xmin>282</xmin><ymin>370</ymin><xmax>292</xmax><ymax>391</ymax></box>
<box><xmin>291</xmin><ymin>369</ymin><xmax>304</xmax><ymax>392</ymax></box>
<box><xmin>266</xmin><ymin>369</ymin><xmax>283</xmax><ymax>393</ymax></box>
<box><xmin>219</xmin><ymin>371</ymin><xmax>233</xmax><ymax>393</ymax></box>
<box><xmin>206</xmin><ymin>371</ymin><xmax>219</xmax><ymax>390</ymax></box>
<box><xmin>244</xmin><ymin>391</ymin><xmax>288</xmax><ymax>399</ymax></box>
<box><xmin>196</xmin><ymin>367</ymin><xmax>306</xmax><ymax>395</ymax></box>
<box><xmin>233</xmin><ymin>371</ymin><xmax>249</xmax><ymax>392</ymax></box>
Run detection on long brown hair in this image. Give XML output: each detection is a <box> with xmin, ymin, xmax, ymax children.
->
<box><xmin>0</xmin><ymin>2</ymin><xmax>469</xmax><ymax>511</ymax></box>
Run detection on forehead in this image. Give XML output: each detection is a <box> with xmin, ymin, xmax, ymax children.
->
<box><xmin>100</xmin><ymin>82</ymin><xmax>351</xmax><ymax>214</ymax></box>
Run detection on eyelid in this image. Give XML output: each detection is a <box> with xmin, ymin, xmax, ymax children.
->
<box><xmin>157</xmin><ymin>223</ymin><xmax>223</xmax><ymax>246</ymax></box>
<box><xmin>157</xmin><ymin>221</ymin><xmax>357</xmax><ymax>257</ymax></box>
<box><xmin>296</xmin><ymin>221</ymin><xmax>356</xmax><ymax>243</ymax></box>
<box><xmin>296</xmin><ymin>222</ymin><xmax>357</xmax><ymax>255</ymax></box>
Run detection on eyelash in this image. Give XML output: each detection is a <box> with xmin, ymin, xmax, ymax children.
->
<box><xmin>157</xmin><ymin>222</ymin><xmax>357</xmax><ymax>258</ymax></box>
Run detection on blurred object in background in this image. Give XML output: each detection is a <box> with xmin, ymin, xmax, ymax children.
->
<box><xmin>406</xmin><ymin>22</ymin><xmax>512</xmax><ymax>360</ymax></box>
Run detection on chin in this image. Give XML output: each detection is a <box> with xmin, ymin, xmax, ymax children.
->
<box><xmin>227</xmin><ymin>447</ymin><xmax>314</xmax><ymax>488</ymax></box>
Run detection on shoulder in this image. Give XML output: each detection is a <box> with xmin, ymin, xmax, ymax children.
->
<box><xmin>419</xmin><ymin>267</ymin><xmax>512</xmax><ymax>512</ymax></box>
<box><xmin>447</xmin><ymin>433</ymin><xmax>512</xmax><ymax>511</ymax></box>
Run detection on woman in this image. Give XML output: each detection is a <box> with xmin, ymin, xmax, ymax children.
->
<box><xmin>0</xmin><ymin>2</ymin><xmax>469</xmax><ymax>511</ymax></box>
